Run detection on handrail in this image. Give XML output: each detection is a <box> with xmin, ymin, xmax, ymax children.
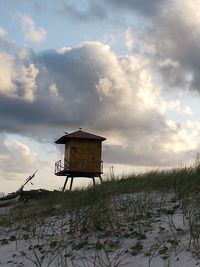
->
<box><xmin>55</xmin><ymin>160</ymin><xmax>63</xmax><ymax>174</ymax></box>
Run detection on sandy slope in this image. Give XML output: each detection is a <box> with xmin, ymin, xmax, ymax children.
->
<box><xmin>1</xmin><ymin>192</ymin><xmax>200</xmax><ymax>267</ymax></box>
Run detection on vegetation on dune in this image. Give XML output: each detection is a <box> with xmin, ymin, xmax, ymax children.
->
<box><xmin>1</xmin><ymin>162</ymin><xmax>200</xmax><ymax>225</ymax></box>
<box><xmin>1</xmin><ymin>163</ymin><xmax>200</xmax><ymax>266</ymax></box>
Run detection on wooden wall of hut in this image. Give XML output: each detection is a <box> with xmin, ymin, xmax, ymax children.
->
<box><xmin>64</xmin><ymin>139</ymin><xmax>102</xmax><ymax>173</ymax></box>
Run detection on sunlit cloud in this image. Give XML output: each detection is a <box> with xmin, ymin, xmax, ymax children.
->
<box><xmin>20</xmin><ymin>14</ymin><xmax>47</xmax><ymax>43</ymax></box>
<box><xmin>0</xmin><ymin>51</ymin><xmax>38</xmax><ymax>102</ymax></box>
<box><xmin>0</xmin><ymin>134</ymin><xmax>38</xmax><ymax>177</ymax></box>
<box><xmin>0</xmin><ymin>26</ymin><xmax>7</xmax><ymax>37</ymax></box>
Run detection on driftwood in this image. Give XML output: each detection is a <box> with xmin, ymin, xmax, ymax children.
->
<box><xmin>0</xmin><ymin>170</ymin><xmax>38</xmax><ymax>207</ymax></box>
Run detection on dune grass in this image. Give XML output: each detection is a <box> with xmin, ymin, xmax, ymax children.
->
<box><xmin>1</xmin><ymin>163</ymin><xmax>200</xmax><ymax>266</ymax></box>
<box><xmin>1</xmin><ymin>162</ymin><xmax>200</xmax><ymax>226</ymax></box>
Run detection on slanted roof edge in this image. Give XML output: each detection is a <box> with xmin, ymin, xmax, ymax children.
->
<box><xmin>55</xmin><ymin>130</ymin><xmax>106</xmax><ymax>144</ymax></box>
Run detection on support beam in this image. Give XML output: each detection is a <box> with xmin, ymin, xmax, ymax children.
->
<box><xmin>69</xmin><ymin>177</ymin><xmax>74</xmax><ymax>191</ymax></box>
<box><xmin>62</xmin><ymin>176</ymin><xmax>69</xmax><ymax>192</ymax></box>
<box><xmin>61</xmin><ymin>174</ymin><xmax>103</xmax><ymax>191</ymax></box>
<box><xmin>99</xmin><ymin>175</ymin><xmax>103</xmax><ymax>183</ymax></box>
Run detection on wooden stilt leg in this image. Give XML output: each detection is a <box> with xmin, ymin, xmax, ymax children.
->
<box><xmin>92</xmin><ymin>177</ymin><xmax>96</xmax><ymax>186</ymax></box>
<box><xmin>69</xmin><ymin>177</ymin><xmax>74</xmax><ymax>191</ymax></box>
<box><xmin>62</xmin><ymin>176</ymin><xmax>68</xmax><ymax>192</ymax></box>
<box><xmin>99</xmin><ymin>175</ymin><xmax>103</xmax><ymax>183</ymax></box>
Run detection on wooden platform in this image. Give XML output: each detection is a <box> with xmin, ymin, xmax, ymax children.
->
<box><xmin>55</xmin><ymin>170</ymin><xmax>103</xmax><ymax>177</ymax></box>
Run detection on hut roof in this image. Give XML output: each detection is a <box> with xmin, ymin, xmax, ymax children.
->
<box><xmin>55</xmin><ymin>130</ymin><xmax>106</xmax><ymax>144</ymax></box>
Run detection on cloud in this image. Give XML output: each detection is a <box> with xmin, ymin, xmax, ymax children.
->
<box><xmin>58</xmin><ymin>0</ymin><xmax>200</xmax><ymax>94</ymax></box>
<box><xmin>125</xmin><ymin>27</ymin><xmax>135</xmax><ymax>51</ymax></box>
<box><xmin>20</xmin><ymin>14</ymin><xmax>47</xmax><ymax>43</ymax></box>
<box><xmin>104</xmin><ymin>118</ymin><xmax>199</xmax><ymax>167</ymax></box>
<box><xmin>49</xmin><ymin>83</ymin><xmax>59</xmax><ymax>97</ymax></box>
<box><xmin>53</xmin><ymin>0</ymin><xmax>200</xmax><ymax>96</ymax></box>
<box><xmin>59</xmin><ymin>1</ymin><xmax>107</xmax><ymax>22</ymax></box>
<box><xmin>73</xmin><ymin>0</ymin><xmax>200</xmax><ymax>95</ymax></box>
<box><xmin>0</xmin><ymin>41</ymin><xmax>199</xmax><ymax>167</ymax></box>
<box><xmin>58</xmin><ymin>0</ymin><xmax>167</xmax><ymax>22</ymax></box>
<box><xmin>108</xmin><ymin>0</ymin><xmax>167</xmax><ymax>17</ymax></box>
<box><xmin>0</xmin><ymin>50</ymin><xmax>38</xmax><ymax>102</ymax></box>
<box><xmin>0</xmin><ymin>134</ymin><xmax>38</xmax><ymax>178</ymax></box>
<box><xmin>123</xmin><ymin>0</ymin><xmax>200</xmax><ymax>94</ymax></box>
<box><xmin>0</xmin><ymin>25</ymin><xmax>15</xmax><ymax>48</ymax></box>
<box><xmin>0</xmin><ymin>26</ymin><xmax>7</xmax><ymax>37</ymax></box>
<box><xmin>166</xmin><ymin>100</ymin><xmax>193</xmax><ymax>116</ymax></box>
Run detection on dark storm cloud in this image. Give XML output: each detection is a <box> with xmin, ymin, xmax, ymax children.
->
<box><xmin>0</xmin><ymin>96</ymin><xmax>72</xmax><ymax>133</ymax></box>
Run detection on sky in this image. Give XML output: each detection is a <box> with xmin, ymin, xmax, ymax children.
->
<box><xmin>1</xmin><ymin>0</ymin><xmax>200</xmax><ymax>193</ymax></box>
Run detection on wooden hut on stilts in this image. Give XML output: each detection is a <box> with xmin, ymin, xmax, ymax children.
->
<box><xmin>54</xmin><ymin>129</ymin><xmax>106</xmax><ymax>191</ymax></box>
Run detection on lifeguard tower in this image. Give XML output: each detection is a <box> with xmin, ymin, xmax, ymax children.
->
<box><xmin>55</xmin><ymin>129</ymin><xmax>106</xmax><ymax>191</ymax></box>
